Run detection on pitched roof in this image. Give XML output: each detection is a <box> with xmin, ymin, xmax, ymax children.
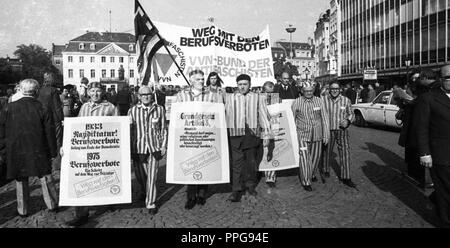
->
<box><xmin>71</xmin><ymin>32</ymin><xmax>135</xmax><ymax>43</ymax></box>
<box><xmin>276</xmin><ymin>42</ymin><xmax>312</xmax><ymax>51</ymax></box>
<box><xmin>63</xmin><ymin>41</ymin><xmax>136</xmax><ymax>54</ymax></box>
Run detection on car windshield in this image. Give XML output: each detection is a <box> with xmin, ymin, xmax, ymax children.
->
<box><xmin>373</xmin><ymin>92</ymin><xmax>390</xmax><ymax>104</ymax></box>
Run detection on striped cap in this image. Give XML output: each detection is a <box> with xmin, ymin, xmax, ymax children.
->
<box><xmin>302</xmin><ymin>81</ymin><xmax>315</xmax><ymax>89</ymax></box>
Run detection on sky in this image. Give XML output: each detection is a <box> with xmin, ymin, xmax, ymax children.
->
<box><xmin>0</xmin><ymin>0</ymin><xmax>330</xmax><ymax>57</ymax></box>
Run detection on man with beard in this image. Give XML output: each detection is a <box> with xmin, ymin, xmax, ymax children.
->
<box><xmin>322</xmin><ymin>82</ymin><xmax>356</xmax><ymax>188</ymax></box>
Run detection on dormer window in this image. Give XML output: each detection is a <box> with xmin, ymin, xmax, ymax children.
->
<box><xmin>79</xmin><ymin>43</ymin><xmax>85</xmax><ymax>50</ymax></box>
<box><xmin>90</xmin><ymin>43</ymin><xmax>95</xmax><ymax>50</ymax></box>
<box><xmin>129</xmin><ymin>44</ymin><xmax>134</xmax><ymax>51</ymax></box>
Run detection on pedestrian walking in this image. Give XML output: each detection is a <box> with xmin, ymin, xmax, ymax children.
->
<box><xmin>225</xmin><ymin>74</ymin><xmax>273</xmax><ymax>202</ymax></box>
<box><xmin>322</xmin><ymin>82</ymin><xmax>356</xmax><ymax>188</ymax></box>
<box><xmin>292</xmin><ymin>81</ymin><xmax>330</xmax><ymax>191</ymax></box>
<box><xmin>128</xmin><ymin>86</ymin><xmax>167</xmax><ymax>215</ymax></box>
<box><xmin>0</xmin><ymin>79</ymin><xmax>59</xmax><ymax>217</ymax></box>
<box><xmin>175</xmin><ymin>70</ymin><xmax>223</xmax><ymax>210</ymax></box>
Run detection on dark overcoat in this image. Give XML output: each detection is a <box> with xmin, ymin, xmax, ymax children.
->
<box><xmin>0</xmin><ymin>97</ymin><xmax>57</xmax><ymax>179</ymax></box>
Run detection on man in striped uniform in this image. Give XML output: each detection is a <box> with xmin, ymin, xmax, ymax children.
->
<box><xmin>225</xmin><ymin>74</ymin><xmax>273</xmax><ymax>202</ymax></box>
<box><xmin>65</xmin><ymin>82</ymin><xmax>119</xmax><ymax>227</ymax></box>
<box><xmin>176</xmin><ymin>69</ymin><xmax>224</xmax><ymax>210</ymax></box>
<box><xmin>292</xmin><ymin>81</ymin><xmax>330</xmax><ymax>191</ymax></box>
<box><xmin>322</xmin><ymin>82</ymin><xmax>356</xmax><ymax>188</ymax></box>
<box><xmin>128</xmin><ymin>86</ymin><xmax>168</xmax><ymax>215</ymax></box>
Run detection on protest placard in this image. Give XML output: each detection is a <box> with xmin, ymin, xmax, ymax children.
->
<box><xmin>259</xmin><ymin>103</ymin><xmax>299</xmax><ymax>172</ymax></box>
<box><xmin>166</xmin><ymin>102</ymin><xmax>229</xmax><ymax>184</ymax></box>
<box><xmin>59</xmin><ymin>116</ymin><xmax>131</xmax><ymax>206</ymax></box>
<box><xmin>148</xmin><ymin>22</ymin><xmax>275</xmax><ymax>87</ymax></box>
<box><xmin>165</xmin><ymin>95</ymin><xmax>177</xmax><ymax>120</ymax></box>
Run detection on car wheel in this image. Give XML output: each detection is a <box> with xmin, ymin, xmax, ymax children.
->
<box><xmin>354</xmin><ymin>111</ymin><xmax>367</xmax><ymax>127</ymax></box>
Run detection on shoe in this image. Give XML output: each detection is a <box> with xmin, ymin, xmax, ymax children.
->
<box><xmin>184</xmin><ymin>199</ymin><xmax>196</xmax><ymax>210</ymax></box>
<box><xmin>247</xmin><ymin>187</ymin><xmax>258</xmax><ymax>196</ymax></box>
<box><xmin>49</xmin><ymin>207</ymin><xmax>60</xmax><ymax>213</ymax></box>
<box><xmin>324</xmin><ymin>172</ymin><xmax>330</xmax><ymax>178</ymax></box>
<box><xmin>303</xmin><ymin>185</ymin><xmax>313</xmax><ymax>191</ymax></box>
<box><xmin>228</xmin><ymin>191</ymin><xmax>243</xmax><ymax>202</ymax></box>
<box><xmin>148</xmin><ymin>208</ymin><xmax>158</xmax><ymax>215</ymax></box>
<box><xmin>196</xmin><ymin>197</ymin><xmax>206</xmax><ymax>206</ymax></box>
<box><xmin>312</xmin><ymin>176</ymin><xmax>318</xmax><ymax>182</ymax></box>
<box><xmin>65</xmin><ymin>215</ymin><xmax>89</xmax><ymax>227</ymax></box>
<box><xmin>342</xmin><ymin>179</ymin><xmax>357</xmax><ymax>188</ymax></box>
<box><xmin>16</xmin><ymin>212</ymin><xmax>29</xmax><ymax>218</ymax></box>
<box><xmin>425</xmin><ymin>183</ymin><xmax>434</xmax><ymax>189</ymax></box>
<box><xmin>266</xmin><ymin>182</ymin><xmax>276</xmax><ymax>188</ymax></box>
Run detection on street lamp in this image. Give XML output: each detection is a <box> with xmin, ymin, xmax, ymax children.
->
<box><xmin>405</xmin><ymin>57</ymin><xmax>411</xmax><ymax>86</ymax></box>
<box><xmin>305</xmin><ymin>67</ymin><xmax>310</xmax><ymax>81</ymax></box>
<box><xmin>286</xmin><ymin>24</ymin><xmax>296</xmax><ymax>59</ymax></box>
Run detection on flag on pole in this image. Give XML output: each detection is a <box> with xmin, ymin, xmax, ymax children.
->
<box><xmin>134</xmin><ymin>0</ymin><xmax>164</xmax><ymax>85</ymax></box>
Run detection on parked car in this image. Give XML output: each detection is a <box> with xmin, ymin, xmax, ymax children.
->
<box><xmin>351</xmin><ymin>90</ymin><xmax>402</xmax><ymax>128</ymax></box>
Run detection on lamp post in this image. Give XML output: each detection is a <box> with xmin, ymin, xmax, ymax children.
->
<box><xmin>405</xmin><ymin>57</ymin><xmax>411</xmax><ymax>86</ymax></box>
<box><xmin>286</xmin><ymin>24</ymin><xmax>296</xmax><ymax>59</ymax></box>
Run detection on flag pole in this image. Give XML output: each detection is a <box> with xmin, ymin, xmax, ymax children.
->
<box><xmin>136</xmin><ymin>0</ymin><xmax>190</xmax><ymax>86</ymax></box>
<box><xmin>152</xmin><ymin>57</ymin><xmax>159</xmax><ymax>105</ymax></box>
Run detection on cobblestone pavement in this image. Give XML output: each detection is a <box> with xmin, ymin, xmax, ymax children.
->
<box><xmin>0</xmin><ymin>126</ymin><xmax>440</xmax><ymax>228</ymax></box>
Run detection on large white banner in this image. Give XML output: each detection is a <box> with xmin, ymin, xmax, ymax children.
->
<box><xmin>59</xmin><ymin>117</ymin><xmax>132</xmax><ymax>206</ymax></box>
<box><xmin>166</xmin><ymin>102</ymin><xmax>229</xmax><ymax>184</ymax></box>
<box><xmin>150</xmin><ymin>22</ymin><xmax>275</xmax><ymax>87</ymax></box>
<box><xmin>259</xmin><ymin>103</ymin><xmax>299</xmax><ymax>172</ymax></box>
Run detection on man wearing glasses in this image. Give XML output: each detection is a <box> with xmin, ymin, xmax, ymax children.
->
<box><xmin>322</xmin><ymin>82</ymin><xmax>356</xmax><ymax>188</ymax></box>
<box><xmin>415</xmin><ymin>65</ymin><xmax>450</xmax><ymax>227</ymax></box>
<box><xmin>292</xmin><ymin>82</ymin><xmax>329</xmax><ymax>191</ymax></box>
<box><xmin>128</xmin><ymin>86</ymin><xmax>167</xmax><ymax>215</ymax></box>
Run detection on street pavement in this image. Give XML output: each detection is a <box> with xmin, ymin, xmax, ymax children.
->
<box><xmin>0</xmin><ymin>126</ymin><xmax>440</xmax><ymax>228</ymax></box>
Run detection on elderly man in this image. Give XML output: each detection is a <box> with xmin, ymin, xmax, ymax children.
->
<box><xmin>415</xmin><ymin>65</ymin><xmax>450</xmax><ymax>227</ymax></box>
<box><xmin>225</xmin><ymin>74</ymin><xmax>273</xmax><ymax>202</ymax></box>
<box><xmin>274</xmin><ymin>71</ymin><xmax>300</xmax><ymax>100</ymax></box>
<box><xmin>128</xmin><ymin>86</ymin><xmax>167</xmax><ymax>215</ymax></box>
<box><xmin>176</xmin><ymin>69</ymin><xmax>223</xmax><ymax>210</ymax></box>
<box><xmin>0</xmin><ymin>79</ymin><xmax>59</xmax><ymax>217</ymax></box>
<box><xmin>65</xmin><ymin>82</ymin><xmax>119</xmax><ymax>227</ymax></box>
<box><xmin>322</xmin><ymin>82</ymin><xmax>356</xmax><ymax>188</ymax></box>
<box><xmin>292</xmin><ymin>81</ymin><xmax>329</xmax><ymax>191</ymax></box>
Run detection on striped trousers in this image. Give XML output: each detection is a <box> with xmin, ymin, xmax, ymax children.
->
<box><xmin>265</xmin><ymin>171</ymin><xmax>276</xmax><ymax>183</ymax></box>
<box><xmin>133</xmin><ymin>154</ymin><xmax>159</xmax><ymax>209</ymax></box>
<box><xmin>298</xmin><ymin>140</ymin><xmax>323</xmax><ymax>186</ymax></box>
<box><xmin>323</xmin><ymin>130</ymin><xmax>351</xmax><ymax>180</ymax></box>
<box><xmin>16</xmin><ymin>175</ymin><xmax>58</xmax><ymax>215</ymax></box>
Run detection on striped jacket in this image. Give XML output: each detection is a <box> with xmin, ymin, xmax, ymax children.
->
<box><xmin>175</xmin><ymin>89</ymin><xmax>224</xmax><ymax>103</ymax></box>
<box><xmin>224</xmin><ymin>92</ymin><xmax>273</xmax><ymax>139</ymax></box>
<box><xmin>322</xmin><ymin>94</ymin><xmax>354</xmax><ymax>130</ymax></box>
<box><xmin>128</xmin><ymin>103</ymin><xmax>168</xmax><ymax>154</ymax></box>
<box><xmin>78</xmin><ymin>100</ymin><xmax>119</xmax><ymax>117</ymax></box>
<box><xmin>292</xmin><ymin>96</ymin><xmax>330</xmax><ymax>142</ymax></box>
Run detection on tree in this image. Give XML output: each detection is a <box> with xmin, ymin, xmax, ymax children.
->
<box><xmin>13</xmin><ymin>44</ymin><xmax>59</xmax><ymax>84</ymax></box>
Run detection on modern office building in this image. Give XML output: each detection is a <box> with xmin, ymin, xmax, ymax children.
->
<box><xmin>340</xmin><ymin>0</ymin><xmax>450</xmax><ymax>85</ymax></box>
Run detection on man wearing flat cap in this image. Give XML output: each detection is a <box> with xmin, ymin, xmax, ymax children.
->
<box><xmin>0</xmin><ymin>79</ymin><xmax>59</xmax><ymax>217</ymax></box>
<box><xmin>292</xmin><ymin>81</ymin><xmax>329</xmax><ymax>191</ymax></box>
<box><xmin>225</xmin><ymin>74</ymin><xmax>273</xmax><ymax>202</ymax></box>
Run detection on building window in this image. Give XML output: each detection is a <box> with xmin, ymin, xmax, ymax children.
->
<box><xmin>119</xmin><ymin>57</ymin><xmax>124</xmax><ymax>63</ymax></box>
<box><xmin>79</xmin><ymin>69</ymin><xmax>84</xmax><ymax>78</ymax></box>
<box><xmin>68</xmin><ymin>69</ymin><xmax>73</xmax><ymax>78</ymax></box>
<box><xmin>101</xmin><ymin>56</ymin><xmax>106</xmax><ymax>63</ymax></box>
<box><xmin>129</xmin><ymin>57</ymin><xmax>134</xmax><ymax>63</ymax></box>
<box><xmin>102</xmin><ymin>69</ymin><xmax>106</xmax><ymax>78</ymax></box>
<box><xmin>90</xmin><ymin>43</ymin><xmax>95</xmax><ymax>50</ymax></box>
<box><xmin>111</xmin><ymin>69</ymin><xmax>115</xmax><ymax>78</ymax></box>
<box><xmin>79</xmin><ymin>43</ymin><xmax>85</xmax><ymax>50</ymax></box>
<box><xmin>90</xmin><ymin>57</ymin><xmax>95</xmax><ymax>63</ymax></box>
<box><xmin>130</xmin><ymin>69</ymin><xmax>134</xmax><ymax>78</ymax></box>
<box><xmin>129</xmin><ymin>44</ymin><xmax>134</xmax><ymax>51</ymax></box>
<box><xmin>110</xmin><ymin>57</ymin><xmax>115</xmax><ymax>63</ymax></box>
<box><xmin>68</xmin><ymin>56</ymin><xmax>73</xmax><ymax>62</ymax></box>
<box><xmin>55</xmin><ymin>60</ymin><xmax>61</xmax><ymax>65</ymax></box>
<box><xmin>91</xmin><ymin>69</ymin><xmax>95</xmax><ymax>78</ymax></box>
<box><xmin>79</xmin><ymin>56</ymin><xmax>84</xmax><ymax>63</ymax></box>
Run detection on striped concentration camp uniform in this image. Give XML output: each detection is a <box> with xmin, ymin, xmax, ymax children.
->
<box><xmin>292</xmin><ymin>96</ymin><xmax>330</xmax><ymax>186</ymax></box>
<box><xmin>224</xmin><ymin>92</ymin><xmax>273</xmax><ymax>193</ymax></box>
<box><xmin>74</xmin><ymin>100</ymin><xmax>119</xmax><ymax>218</ymax></box>
<box><xmin>262</xmin><ymin>93</ymin><xmax>281</xmax><ymax>183</ymax></box>
<box><xmin>128</xmin><ymin>103</ymin><xmax>167</xmax><ymax>209</ymax></box>
<box><xmin>176</xmin><ymin>89</ymin><xmax>223</xmax><ymax>201</ymax></box>
<box><xmin>322</xmin><ymin>94</ymin><xmax>354</xmax><ymax>180</ymax></box>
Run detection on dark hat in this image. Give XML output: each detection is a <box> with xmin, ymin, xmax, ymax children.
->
<box><xmin>236</xmin><ymin>74</ymin><xmax>251</xmax><ymax>82</ymax></box>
